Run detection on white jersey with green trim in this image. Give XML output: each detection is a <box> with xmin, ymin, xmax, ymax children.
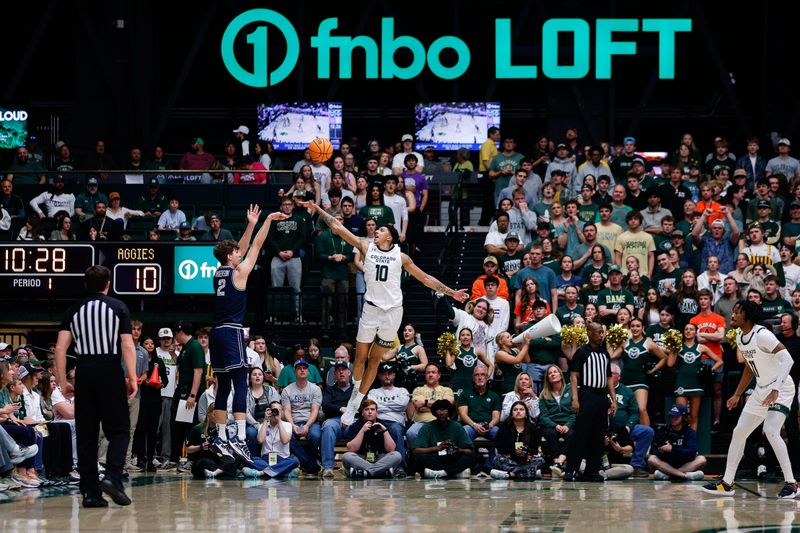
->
<box><xmin>737</xmin><ymin>325</ymin><xmax>783</xmax><ymax>388</ymax></box>
<box><xmin>363</xmin><ymin>242</ymin><xmax>403</xmax><ymax>310</ymax></box>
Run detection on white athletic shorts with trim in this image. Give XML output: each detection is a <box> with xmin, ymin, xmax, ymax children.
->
<box><xmin>356</xmin><ymin>303</ymin><xmax>403</xmax><ymax>347</ymax></box>
<box><xmin>743</xmin><ymin>376</ymin><xmax>796</xmax><ymax>418</ymax></box>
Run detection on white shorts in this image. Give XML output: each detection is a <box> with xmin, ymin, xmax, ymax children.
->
<box><xmin>743</xmin><ymin>376</ymin><xmax>796</xmax><ymax>418</ymax></box>
<box><xmin>356</xmin><ymin>302</ymin><xmax>403</xmax><ymax>347</ymax></box>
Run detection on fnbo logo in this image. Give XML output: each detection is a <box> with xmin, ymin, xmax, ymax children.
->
<box><xmin>221</xmin><ymin>8</ymin><xmax>470</xmax><ymax>87</ymax></box>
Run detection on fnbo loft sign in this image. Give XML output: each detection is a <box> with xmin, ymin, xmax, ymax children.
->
<box><xmin>221</xmin><ymin>9</ymin><xmax>692</xmax><ymax>87</ymax></box>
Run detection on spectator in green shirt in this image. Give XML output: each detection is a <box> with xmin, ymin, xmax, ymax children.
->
<box><xmin>315</xmin><ymin>213</ymin><xmax>354</xmax><ymax>333</ymax></box>
<box><xmin>5</xmin><ymin>146</ymin><xmax>45</xmax><ymax>185</ymax></box>
<box><xmin>412</xmin><ymin>399</ymin><xmax>479</xmax><ymax>479</ymax></box>
<box><xmin>170</xmin><ymin>321</ymin><xmax>206</xmax><ymax>465</ymax></box>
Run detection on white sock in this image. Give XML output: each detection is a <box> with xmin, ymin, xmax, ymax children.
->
<box><xmin>236</xmin><ymin>420</ymin><xmax>246</xmax><ymax>441</ymax></box>
<box><xmin>217</xmin><ymin>424</ymin><xmax>228</xmax><ymax>441</ymax></box>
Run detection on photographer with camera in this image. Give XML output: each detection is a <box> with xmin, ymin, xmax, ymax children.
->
<box><xmin>647</xmin><ymin>403</ymin><xmax>706</xmax><ymax>481</ymax></box>
<box><xmin>342</xmin><ymin>399</ymin><xmax>402</xmax><ymax>478</ymax></box>
<box><xmin>412</xmin><ymin>399</ymin><xmax>479</xmax><ymax>479</ymax></box>
<box><xmin>243</xmin><ymin>401</ymin><xmax>299</xmax><ymax>478</ymax></box>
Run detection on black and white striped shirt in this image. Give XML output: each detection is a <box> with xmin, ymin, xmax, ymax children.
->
<box><xmin>569</xmin><ymin>344</ymin><xmax>611</xmax><ymax>390</ymax></box>
<box><xmin>60</xmin><ymin>294</ymin><xmax>132</xmax><ymax>357</ymax></box>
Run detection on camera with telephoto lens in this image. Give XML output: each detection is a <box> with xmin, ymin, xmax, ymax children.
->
<box><xmin>270</xmin><ymin>408</ymin><xmax>280</xmax><ymax>417</ymax></box>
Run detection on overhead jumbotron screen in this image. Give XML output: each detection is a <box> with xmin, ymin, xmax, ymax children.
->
<box><xmin>257</xmin><ymin>102</ymin><xmax>342</xmax><ymax>150</ymax></box>
<box><xmin>414</xmin><ymin>102</ymin><xmax>500</xmax><ymax>151</ymax></box>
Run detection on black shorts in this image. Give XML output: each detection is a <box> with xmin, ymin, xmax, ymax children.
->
<box><xmin>210</xmin><ymin>324</ymin><xmax>246</xmax><ymax>372</ymax></box>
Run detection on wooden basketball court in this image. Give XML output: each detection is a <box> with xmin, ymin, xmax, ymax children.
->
<box><xmin>2</xmin><ymin>474</ymin><xmax>799</xmax><ymax>531</ymax></box>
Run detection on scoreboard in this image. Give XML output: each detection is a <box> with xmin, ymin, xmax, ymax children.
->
<box><xmin>0</xmin><ymin>243</ymin><xmax>220</xmax><ymax>297</ymax></box>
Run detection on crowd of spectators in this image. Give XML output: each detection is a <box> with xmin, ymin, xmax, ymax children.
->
<box><xmin>4</xmin><ymin>127</ymin><xmax>800</xmax><ymax>489</ymax></box>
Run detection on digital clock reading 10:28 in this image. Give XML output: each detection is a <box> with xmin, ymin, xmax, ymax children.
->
<box><xmin>0</xmin><ymin>244</ymin><xmax>96</xmax><ymax>276</ymax></box>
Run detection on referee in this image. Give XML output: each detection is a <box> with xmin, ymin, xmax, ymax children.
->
<box><xmin>54</xmin><ymin>265</ymin><xmax>138</xmax><ymax>508</ymax></box>
<box><xmin>563</xmin><ymin>321</ymin><xmax>617</xmax><ymax>481</ymax></box>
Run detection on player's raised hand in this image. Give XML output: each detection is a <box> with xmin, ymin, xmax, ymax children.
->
<box><xmin>298</xmin><ymin>199</ymin><xmax>319</xmax><ymax>211</ymax></box>
<box><xmin>267</xmin><ymin>212</ymin><xmax>290</xmax><ymax>221</ymax></box>
<box><xmin>451</xmin><ymin>288</ymin><xmax>469</xmax><ymax>303</ymax></box>
<box><xmin>246</xmin><ymin>204</ymin><xmax>261</xmax><ymax>225</ymax></box>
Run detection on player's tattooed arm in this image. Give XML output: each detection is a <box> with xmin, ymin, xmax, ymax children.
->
<box><xmin>301</xmin><ymin>200</ymin><xmax>365</xmax><ymax>254</ymax></box>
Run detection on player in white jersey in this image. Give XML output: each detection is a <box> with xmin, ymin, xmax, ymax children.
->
<box><xmin>702</xmin><ymin>300</ymin><xmax>799</xmax><ymax>499</ymax></box>
<box><xmin>304</xmin><ymin>201</ymin><xmax>468</xmax><ymax>425</ymax></box>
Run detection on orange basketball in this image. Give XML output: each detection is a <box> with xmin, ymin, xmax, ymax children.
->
<box><xmin>309</xmin><ymin>137</ymin><xmax>333</xmax><ymax>164</ymax></box>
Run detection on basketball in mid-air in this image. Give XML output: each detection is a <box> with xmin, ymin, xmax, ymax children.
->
<box><xmin>309</xmin><ymin>137</ymin><xmax>333</xmax><ymax>164</ymax></box>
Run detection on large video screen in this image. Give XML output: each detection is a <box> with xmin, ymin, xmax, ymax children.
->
<box><xmin>257</xmin><ymin>102</ymin><xmax>342</xmax><ymax>150</ymax></box>
<box><xmin>414</xmin><ymin>102</ymin><xmax>500</xmax><ymax>151</ymax></box>
<box><xmin>0</xmin><ymin>108</ymin><xmax>28</xmax><ymax>149</ymax></box>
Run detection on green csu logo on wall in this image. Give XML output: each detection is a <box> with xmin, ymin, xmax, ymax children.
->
<box><xmin>174</xmin><ymin>246</ymin><xmax>219</xmax><ymax>294</ymax></box>
<box><xmin>221</xmin><ymin>10</ymin><xmax>692</xmax><ymax>87</ymax></box>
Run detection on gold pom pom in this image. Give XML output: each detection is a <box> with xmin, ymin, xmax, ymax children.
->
<box><xmin>437</xmin><ymin>332</ymin><xmax>458</xmax><ymax>358</ymax></box>
<box><xmin>561</xmin><ymin>325</ymin><xmax>588</xmax><ymax>346</ymax></box>
<box><xmin>605</xmin><ymin>324</ymin><xmax>629</xmax><ymax>348</ymax></box>
<box><xmin>726</xmin><ymin>328</ymin><xmax>740</xmax><ymax>345</ymax></box>
<box><xmin>663</xmin><ymin>329</ymin><xmax>683</xmax><ymax>353</ymax></box>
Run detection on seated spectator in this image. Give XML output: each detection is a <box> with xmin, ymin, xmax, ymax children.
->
<box><xmin>498</xmin><ymin>232</ymin><xmax>525</xmax><ymax>278</ymax></box>
<box><xmin>366</xmin><ymin>363</ymin><xmax>410</xmax><ymax>476</ymax></box>
<box><xmin>538</xmin><ymin>365</ymin><xmax>574</xmax><ymax>477</ymax></box>
<box><xmin>281</xmin><ymin>360</ymin><xmax>322</xmax><ymax>475</ymax></box>
<box><xmin>514</xmin><ymin>278</ymin><xmax>551</xmax><ymax>332</ymax></box>
<box><xmin>179</xmin><ymin>137</ymin><xmax>215</xmax><ymax>170</ymax></box>
<box><xmin>136</xmin><ymin>178</ymin><xmax>168</xmax><ymax>218</ymax></box>
<box><xmin>82</xmin><ymin>139</ymin><xmax>117</xmax><ymax>174</ymax></box>
<box><xmin>489</xmin><ymin>400</ymin><xmax>544</xmax><ymax>479</ymax></box>
<box><xmin>82</xmin><ymin>201</ymin><xmax>122</xmax><ymax>241</ymax></box>
<box><xmin>275</xmin><ymin>344</ymin><xmax>324</xmax><ymax>390</ymax></box>
<box><xmin>471</xmin><ymin>256</ymin><xmax>510</xmax><ymax>301</ymax></box>
<box><xmin>233</xmin><ymin>160</ymin><xmax>267</xmax><ymax>184</ymax></box>
<box><xmin>51</xmin><ymin>141</ymin><xmax>77</xmax><ymax>174</ymax></box>
<box><xmin>186</xmin><ymin>406</ymin><xmax>236</xmax><ymax>480</ymax></box>
<box><xmin>245</xmin><ymin>367</ymin><xmax>280</xmax><ymax>456</ymax></box>
<box><xmin>1</xmin><ymin>179</ymin><xmax>25</xmax><ymax>220</ymax></box>
<box><xmin>5</xmin><ymin>146</ymin><xmax>45</xmax><ymax>185</ymax></box>
<box><xmin>30</xmin><ymin>175</ymin><xmax>75</xmax><ymax>220</ymax></box>
<box><xmin>175</xmin><ymin>221</ymin><xmax>196</xmax><ymax>241</ymax></box>
<box><xmin>320</xmin><ymin>362</ymin><xmax>354</xmax><ymax>478</ymax></box>
<box><xmin>647</xmin><ymin>403</ymin><xmax>706</xmax><ymax>481</ymax></box>
<box><xmin>244</xmin><ymin>400</ymin><xmax>299</xmax><ymax>478</ymax></box>
<box><xmin>49</xmin><ymin>212</ymin><xmax>76</xmax><ymax>241</ymax></box>
<box><xmin>200</xmin><ymin>213</ymin><xmax>234</xmax><ymax>242</ymax></box>
<box><xmin>324</xmin><ymin>345</ymin><xmax>353</xmax><ymax>388</ymax></box>
<box><xmin>412</xmin><ymin>399</ymin><xmax>479</xmax><ymax>479</ymax></box>
<box><xmin>0</xmin><ymin>362</ymin><xmax>41</xmax><ymax>488</ymax></box>
<box><xmin>500</xmin><ymin>371</ymin><xmax>538</xmax><ymax>423</ymax></box>
<box><xmin>406</xmin><ymin>363</ymin><xmax>455</xmax><ymax>448</ymax></box>
<box><xmin>17</xmin><ymin>215</ymin><xmax>45</xmax><ymax>240</ymax></box>
<box><xmin>106</xmin><ymin>192</ymin><xmax>145</xmax><ymax>230</ymax></box>
<box><xmin>609</xmin><ymin>363</ymin><xmax>654</xmax><ymax>478</ymax></box>
<box><xmin>18</xmin><ymin>364</ymin><xmax>74</xmax><ymax>482</ymax></box>
<box><xmin>143</xmin><ymin>146</ymin><xmax>169</xmax><ymax>171</ymax></box>
<box><xmin>157</xmin><ymin>196</ymin><xmax>186</xmax><ymax>233</ymax></box>
<box><xmin>342</xmin><ymin>399</ymin><xmax>403</xmax><ymax>478</ymax></box>
<box><xmin>458</xmin><ymin>366</ymin><xmax>501</xmax><ymax>471</ymax></box>
<box><xmin>74</xmin><ymin>177</ymin><xmax>109</xmax><ymax>222</ymax></box>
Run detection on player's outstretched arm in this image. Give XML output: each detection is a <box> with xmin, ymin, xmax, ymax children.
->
<box><xmin>237</xmin><ymin>204</ymin><xmax>261</xmax><ymax>252</ymax></box>
<box><xmin>236</xmin><ymin>212</ymin><xmax>289</xmax><ymax>282</ymax></box>
<box><xmin>401</xmin><ymin>254</ymin><xmax>469</xmax><ymax>303</ymax></box>
<box><xmin>301</xmin><ymin>200</ymin><xmax>366</xmax><ymax>255</ymax></box>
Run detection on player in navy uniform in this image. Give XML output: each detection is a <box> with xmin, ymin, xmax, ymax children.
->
<box><xmin>304</xmin><ymin>200</ymin><xmax>469</xmax><ymax>425</ymax></box>
<box><xmin>209</xmin><ymin>205</ymin><xmax>288</xmax><ymax>465</ymax></box>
